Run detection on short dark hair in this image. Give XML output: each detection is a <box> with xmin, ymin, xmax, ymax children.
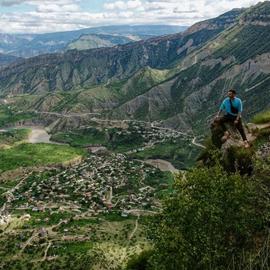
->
<box><xmin>228</xmin><ymin>89</ymin><xmax>236</xmax><ymax>95</ymax></box>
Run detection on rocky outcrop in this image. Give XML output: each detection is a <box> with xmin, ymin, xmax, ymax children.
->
<box><xmin>211</xmin><ymin>118</ymin><xmax>253</xmax><ymax>149</ymax></box>
<box><xmin>209</xmin><ymin>117</ymin><xmax>270</xmax><ymax>174</ymax></box>
<box><xmin>186</xmin><ymin>8</ymin><xmax>244</xmax><ymax>34</ymax></box>
<box><xmin>240</xmin><ymin>1</ymin><xmax>270</xmax><ymax>26</ymax></box>
<box><xmin>209</xmin><ymin>120</ymin><xmax>247</xmax><ymax>172</ymax></box>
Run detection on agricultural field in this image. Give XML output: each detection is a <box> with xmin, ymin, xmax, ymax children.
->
<box><xmin>0</xmin><ymin>143</ymin><xmax>86</xmax><ymax>172</ymax></box>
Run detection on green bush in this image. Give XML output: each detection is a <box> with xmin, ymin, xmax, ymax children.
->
<box><xmin>224</xmin><ymin>146</ymin><xmax>254</xmax><ymax>175</ymax></box>
<box><xmin>252</xmin><ymin>110</ymin><xmax>270</xmax><ymax>124</ymax></box>
<box><xmin>147</xmin><ymin>164</ymin><xmax>270</xmax><ymax>270</ymax></box>
<box><xmin>126</xmin><ymin>250</ymin><xmax>153</xmax><ymax>270</ymax></box>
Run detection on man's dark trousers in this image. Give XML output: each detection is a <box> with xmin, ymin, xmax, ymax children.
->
<box><xmin>219</xmin><ymin>114</ymin><xmax>247</xmax><ymax>141</ymax></box>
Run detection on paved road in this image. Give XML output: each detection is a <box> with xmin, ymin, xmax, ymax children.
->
<box><xmin>36</xmin><ymin>111</ymin><xmax>101</xmax><ymax>117</ymax></box>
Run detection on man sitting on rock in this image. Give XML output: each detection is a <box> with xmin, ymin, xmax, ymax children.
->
<box><xmin>215</xmin><ymin>89</ymin><xmax>250</xmax><ymax>148</ymax></box>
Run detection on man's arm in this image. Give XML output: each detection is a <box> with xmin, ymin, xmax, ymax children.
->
<box><xmin>216</xmin><ymin>100</ymin><xmax>225</xmax><ymax>118</ymax></box>
<box><xmin>216</xmin><ymin>109</ymin><xmax>222</xmax><ymax>118</ymax></box>
<box><xmin>236</xmin><ymin>111</ymin><xmax>242</xmax><ymax>121</ymax></box>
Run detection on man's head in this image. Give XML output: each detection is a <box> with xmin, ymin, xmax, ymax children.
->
<box><xmin>228</xmin><ymin>89</ymin><xmax>236</xmax><ymax>99</ymax></box>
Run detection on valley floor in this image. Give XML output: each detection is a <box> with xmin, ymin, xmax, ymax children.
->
<box><xmin>0</xmin><ymin>117</ymin><xmax>197</xmax><ymax>269</ymax></box>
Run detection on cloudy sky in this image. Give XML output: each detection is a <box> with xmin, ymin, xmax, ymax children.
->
<box><xmin>0</xmin><ymin>0</ymin><xmax>263</xmax><ymax>33</ymax></box>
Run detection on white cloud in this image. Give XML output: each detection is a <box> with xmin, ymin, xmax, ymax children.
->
<box><xmin>0</xmin><ymin>0</ymin><xmax>264</xmax><ymax>33</ymax></box>
<box><xmin>104</xmin><ymin>0</ymin><xmax>143</xmax><ymax>10</ymax></box>
<box><xmin>36</xmin><ymin>3</ymin><xmax>80</xmax><ymax>13</ymax></box>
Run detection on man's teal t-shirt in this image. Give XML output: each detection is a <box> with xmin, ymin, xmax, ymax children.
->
<box><xmin>220</xmin><ymin>97</ymin><xmax>243</xmax><ymax>116</ymax></box>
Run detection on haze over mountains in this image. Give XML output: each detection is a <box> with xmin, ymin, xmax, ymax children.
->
<box><xmin>0</xmin><ymin>25</ymin><xmax>187</xmax><ymax>58</ymax></box>
<box><xmin>1</xmin><ymin>2</ymin><xmax>270</xmax><ymax>134</ymax></box>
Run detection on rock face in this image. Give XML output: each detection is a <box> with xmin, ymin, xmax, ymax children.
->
<box><xmin>210</xmin><ymin>115</ymin><xmax>270</xmax><ymax>175</ymax></box>
<box><xmin>210</xmin><ymin>118</ymin><xmax>251</xmax><ymax>149</ymax></box>
<box><xmin>0</xmin><ymin>9</ymin><xmax>242</xmax><ymax>95</ymax></box>
<box><xmin>209</xmin><ymin>119</ymin><xmax>250</xmax><ymax>174</ymax></box>
<box><xmin>240</xmin><ymin>1</ymin><xmax>270</xmax><ymax>26</ymax></box>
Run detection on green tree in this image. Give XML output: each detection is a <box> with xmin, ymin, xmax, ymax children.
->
<box><xmin>148</xmin><ymin>164</ymin><xmax>270</xmax><ymax>270</ymax></box>
<box><xmin>126</xmin><ymin>250</ymin><xmax>153</xmax><ymax>270</ymax></box>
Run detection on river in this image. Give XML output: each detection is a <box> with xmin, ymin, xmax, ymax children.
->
<box><xmin>144</xmin><ymin>159</ymin><xmax>179</xmax><ymax>173</ymax></box>
<box><xmin>28</xmin><ymin>127</ymin><xmax>53</xmax><ymax>144</ymax></box>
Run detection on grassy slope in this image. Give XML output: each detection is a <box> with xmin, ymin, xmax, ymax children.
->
<box><xmin>0</xmin><ymin>143</ymin><xmax>86</xmax><ymax>172</ymax></box>
<box><xmin>250</xmin><ymin>111</ymin><xmax>270</xmax><ymax>148</ymax></box>
<box><xmin>0</xmin><ymin>212</ymin><xmax>149</xmax><ymax>270</ymax></box>
<box><xmin>6</xmin><ymin>66</ymin><xmax>169</xmax><ymax>115</ymax></box>
<box><xmin>252</xmin><ymin>110</ymin><xmax>270</xmax><ymax>124</ymax></box>
<box><xmin>213</xmin><ymin>25</ymin><xmax>270</xmax><ymax>63</ymax></box>
<box><xmin>130</xmin><ymin>138</ymin><xmax>199</xmax><ymax>169</ymax></box>
<box><xmin>51</xmin><ymin>128</ymin><xmax>107</xmax><ymax>146</ymax></box>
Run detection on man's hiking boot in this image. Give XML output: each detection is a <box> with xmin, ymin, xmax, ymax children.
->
<box><xmin>244</xmin><ymin>140</ymin><xmax>250</xmax><ymax>148</ymax></box>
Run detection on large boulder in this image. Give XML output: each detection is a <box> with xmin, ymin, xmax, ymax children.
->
<box><xmin>211</xmin><ymin>118</ymin><xmax>243</xmax><ymax>148</ymax></box>
<box><xmin>210</xmin><ymin>118</ymin><xmax>254</xmax><ymax>175</ymax></box>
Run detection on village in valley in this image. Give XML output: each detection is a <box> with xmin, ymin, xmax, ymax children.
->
<box><xmin>0</xmin><ymin>117</ymin><xmax>192</xmax><ymax>268</ymax></box>
<box><xmin>4</xmin><ymin>153</ymin><xmax>168</xmax><ymax>217</ymax></box>
<box><xmin>0</xmin><ymin>94</ymin><xmax>201</xmax><ymax>268</ymax></box>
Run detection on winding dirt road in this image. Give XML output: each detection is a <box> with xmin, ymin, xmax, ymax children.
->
<box><xmin>192</xmin><ymin>137</ymin><xmax>206</xmax><ymax>149</ymax></box>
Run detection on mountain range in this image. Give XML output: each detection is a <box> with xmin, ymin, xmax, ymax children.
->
<box><xmin>0</xmin><ymin>25</ymin><xmax>187</xmax><ymax>58</ymax></box>
<box><xmin>1</xmin><ymin>2</ymin><xmax>270</xmax><ymax>134</ymax></box>
<box><xmin>0</xmin><ymin>53</ymin><xmax>22</xmax><ymax>67</ymax></box>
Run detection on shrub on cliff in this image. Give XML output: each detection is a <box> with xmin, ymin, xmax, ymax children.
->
<box><xmin>147</xmin><ymin>163</ymin><xmax>270</xmax><ymax>270</ymax></box>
